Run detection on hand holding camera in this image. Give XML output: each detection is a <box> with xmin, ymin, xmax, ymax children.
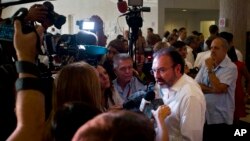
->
<box><xmin>14</xmin><ymin>20</ymin><xmax>44</xmax><ymax>63</ymax></box>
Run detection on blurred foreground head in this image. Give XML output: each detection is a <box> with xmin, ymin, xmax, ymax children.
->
<box><xmin>54</xmin><ymin>61</ymin><xmax>102</xmax><ymax>110</ymax></box>
<box><xmin>72</xmin><ymin>110</ymin><xmax>156</xmax><ymax>141</ymax></box>
<box><xmin>52</xmin><ymin>102</ymin><xmax>101</xmax><ymax>141</ymax></box>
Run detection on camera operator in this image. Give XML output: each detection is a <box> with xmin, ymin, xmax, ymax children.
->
<box><xmin>7</xmin><ymin>19</ymin><xmax>45</xmax><ymax>141</ymax></box>
<box><xmin>0</xmin><ymin>4</ymin><xmax>50</xmax><ymax>140</ymax></box>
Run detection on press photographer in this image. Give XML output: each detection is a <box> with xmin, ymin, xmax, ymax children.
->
<box><xmin>0</xmin><ymin>2</ymin><xmax>65</xmax><ymax>140</ymax></box>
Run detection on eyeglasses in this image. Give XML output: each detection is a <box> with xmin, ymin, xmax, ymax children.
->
<box><xmin>150</xmin><ymin>66</ymin><xmax>173</xmax><ymax>75</ymax></box>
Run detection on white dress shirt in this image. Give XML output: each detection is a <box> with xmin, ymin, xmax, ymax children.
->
<box><xmin>186</xmin><ymin>45</ymin><xmax>194</xmax><ymax>66</ymax></box>
<box><xmin>159</xmin><ymin>74</ymin><xmax>206</xmax><ymax>141</ymax></box>
<box><xmin>235</xmin><ymin>48</ymin><xmax>243</xmax><ymax>62</ymax></box>
<box><xmin>194</xmin><ymin>50</ymin><xmax>211</xmax><ymax>68</ymax></box>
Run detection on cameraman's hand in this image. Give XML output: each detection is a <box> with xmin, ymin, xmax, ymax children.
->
<box><xmin>25</xmin><ymin>4</ymin><xmax>48</xmax><ymax>23</ymax></box>
<box><xmin>14</xmin><ymin>20</ymin><xmax>45</xmax><ymax>63</ymax></box>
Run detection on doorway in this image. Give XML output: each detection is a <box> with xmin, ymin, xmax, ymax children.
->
<box><xmin>200</xmin><ymin>21</ymin><xmax>215</xmax><ymax>39</ymax></box>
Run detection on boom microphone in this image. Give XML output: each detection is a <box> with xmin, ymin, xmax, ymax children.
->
<box><xmin>117</xmin><ymin>0</ymin><xmax>128</xmax><ymax>13</ymax></box>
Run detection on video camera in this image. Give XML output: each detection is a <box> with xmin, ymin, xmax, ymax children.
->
<box><xmin>118</xmin><ymin>0</ymin><xmax>150</xmax><ymax>61</ymax></box>
<box><xmin>125</xmin><ymin>0</ymin><xmax>150</xmax><ymax>30</ymax></box>
<box><xmin>0</xmin><ymin>1</ymin><xmax>66</xmax><ymax>43</ymax></box>
<box><xmin>44</xmin><ymin>31</ymin><xmax>107</xmax><ymax>67</ymax></box>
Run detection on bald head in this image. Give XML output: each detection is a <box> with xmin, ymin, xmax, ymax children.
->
<box><xmin>210</xmin><ymin>37</ymin><xmax>229</xmax><ymax>64</ymax></box>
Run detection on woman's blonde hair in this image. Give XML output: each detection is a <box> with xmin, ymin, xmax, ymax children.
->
<box><xmin>44</xmin><ymin>61</ymin><xmax>102</xmax><ymax>141</ymax></box>
<box><xmin>54</xmin><ymin>61</ymin><xmax>102</xmax><ymax>110</ymax></box>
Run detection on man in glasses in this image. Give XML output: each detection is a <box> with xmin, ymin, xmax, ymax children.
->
<box><xmin>152</xmin><ymin>48</ymin><xmax>206</xmax><ymax>141</ymax></box>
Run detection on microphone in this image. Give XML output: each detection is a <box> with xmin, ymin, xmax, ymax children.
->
<box><xmin>117</xmin><ymin>0</ymin><xmax>128</xmax><ymax>13</ymax></box>
<box><xmin>139</xmin><ymin>90</ymin><xmax>155</xmax><ymax>112</ymax></box>
<box><xmin>123</xmin><ymin>90</ymin><xmax>155</xmax><ymax>110</ymax></box>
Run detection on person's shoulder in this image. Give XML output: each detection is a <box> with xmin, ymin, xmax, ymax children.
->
<box><xmin>183</xmin><ymin>75</ymin><xmax>203</xmax><ymax>90</ymax></box>
<box><xmin>228</xmin><ymin>60</ymin><xmax>238</xmax><ymax>70</ymax></box>
<box><xmin>223</xmin><ymin>56</ymin><xmax>237</xmax><ymax>69</ymax></box>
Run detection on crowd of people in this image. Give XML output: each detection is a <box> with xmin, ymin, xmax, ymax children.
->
<box><xmin>1</xmin><ymin>3</ymin><xmax>250</xmax><ymax>141</ymax></box>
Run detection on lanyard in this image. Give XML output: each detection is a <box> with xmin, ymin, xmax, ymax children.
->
<box><xmin>126</xmin><ymin>85</ymin><xmax>131</xmax><ymax>99</ymax></box>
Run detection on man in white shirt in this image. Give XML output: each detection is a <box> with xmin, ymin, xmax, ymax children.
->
<box><xmin>194</xmin><ymin>36</ymin><xmax>217</xmax><ymax>69</ymax></box>
<box><xmin>195</xmin><ymin>37</ymin><xmax>237</xmax><ymax>141</ymax></box>
<box><xmin>152</xmin><ymin>48</ymin><xmax>206</xmax><ymax>141</ymax></box>
<box><xmin>177</xmin><ymin>27</ymin><xmax>187</xmax><ymax>41</ymax></box>
<box><xmin>184</xmin><ymin>35</ymin><xmax>199</xmax><ymax>66</ymax></box>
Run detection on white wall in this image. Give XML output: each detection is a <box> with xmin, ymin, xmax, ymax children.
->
<box><xmin>163</xmin><ymin>9</ymin><xmax>219</xmax><ymax>36</ymax></box>
<box><xmin>158</xmin><ymin>0</ymin><xmax>219</xmax><ymax>36</ymax></box>
<box><xmin>160</xmin><ymin>0</ymin><xmax>219</xmax><ymax>10</ymax></box>
<box><xmin>2</xmin><ymin>0</ymin><xmax>158</xmax><ymax>42</ymax></box>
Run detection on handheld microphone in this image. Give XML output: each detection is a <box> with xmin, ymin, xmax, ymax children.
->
<box><xmin>123</xmin><ymin>90</ymin><xmax>155</xmax><ymax>110</ymax></box>
<box><xmin>139</xmin><ymin>90</ymin><xmax>155</xmax><ymax>112</ymax></box>
<box><xmin>123</xmin><ymin>90</ymin><xmax>145</xmax><ymax>110</ymax></box>
<box><xmin>117</xmin><ymin>0</ymin><xmax>128</xmax><ymax>13</ymax></box>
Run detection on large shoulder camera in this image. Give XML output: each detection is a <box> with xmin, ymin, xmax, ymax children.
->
<box><xmin>44</xmin><ymin>30</ymin><xmax>107</xmax><ymax>67</ymax></box>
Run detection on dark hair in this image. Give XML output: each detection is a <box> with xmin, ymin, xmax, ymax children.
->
<box><xmin>184</xmin><ymin>35</ymin><xmax>197</xmax><ymax>45</ymax></box>
<box><xmin>153</xmin><ymin>48</ymin><xmax>185</xmax><ymax>74</ymax></box>
<box><xmin>172</xmin><ymin>41</ymin><xmax>186</xmax><ymax>49</ymax></box>
<box><xmin>209</xmin><ymin>25</ymin><xmax>219</xmax><ymax>34</ymax></box>
<box><xmin>192</xmin><ymin>30</ymin><xmax>199</xmax><ymax>35</ymax></box>
<box><xmin>116</xmin><ymin>34</ymin><xmax>124</xmax><ymax>40</ymax></box>
<box><xmin>179</xmin><ymin>27</ymin><xmax>186</xmax><ymax>32</ymax></box>
<box><xmin>227</xmin><ymin>46</ymin><xmax>238</xmax><ymax>62</ymax></box>
<box><xmin>219</xmin><ymin>31</ymin><xmax>233</xmax><ymax>43</ymax></box>
<box><xmin>52</xmin><ymin>102</ymin><xmax>101</xmax><ymax>141</ymax></box>
<box><xmin>205</xmin><ymin>36</ymin><xmax>217</xmax><ymax>49</ymax></box>
<box><xmin>107</xmin><ymin>39</ymin><xmax>127</xmax><ymax>53</ymax></box>
<box><xmin>163</xmin><ymin>31</ymin><xmax>170</xmax><ymax>38</ymax></box>
<box><xmin>72</xmin><ymin>110</ymin><xmax>156</xmax><ymax>141</ymax></box>
<box><xmin>147</xmin><ymin>28</ymin><xmax>153</xmax><ymax>33</ymax></box>
<box><xmin>172</xmin><ymin>28</ymin><xmax>178</xmax><ymax>32</ymax></box>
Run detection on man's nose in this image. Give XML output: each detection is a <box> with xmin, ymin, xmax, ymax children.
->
<box><xmin>125</xmin><ymin>68</ymin><xmax>131</xmax><ymax>73</ymax></box>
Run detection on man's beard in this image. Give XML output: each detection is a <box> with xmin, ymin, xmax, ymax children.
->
<box><xmin>156</xmin><ymin>73</ymin><xmax>177</xmax><ymax>88</ymax></box>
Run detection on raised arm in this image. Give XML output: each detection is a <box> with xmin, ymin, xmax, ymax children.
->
<box><xmin>7</xmin><ymin>20</ymin><xmax>45</xmax><ymax>141</ymax></box>
<box><xmin>152</xmin><ymin>105</ymin><xmax>171</xmax><ymax>141</ymax></box>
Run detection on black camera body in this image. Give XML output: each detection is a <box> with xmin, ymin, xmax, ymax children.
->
<box><xmin>44</xmin><ymin>31</ymin><xmax>107</xmax><ymax>67</ymax></box>
<box><xmin>0</xmin><ymin>1</ymin><xmax>66</xmax><ymax>65</ymax></box>
<box><xmin>0</xmin><ymin>1</ymin><xmax>66</xmax><ymax>43</ymax></box>
<box><xmin>0</xmin><ymin>8</ymin><xmax>33</xmax><ymax>42</ymax></box>
<box><xmin>189</xmin><ymin>67</ymin><xmax>199</xmax><ymax>74</ymax></box>
<box><xmin>43</xmin><ymin>1</ymin><xmax>66</xmax><ymax>29</ymax></box>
